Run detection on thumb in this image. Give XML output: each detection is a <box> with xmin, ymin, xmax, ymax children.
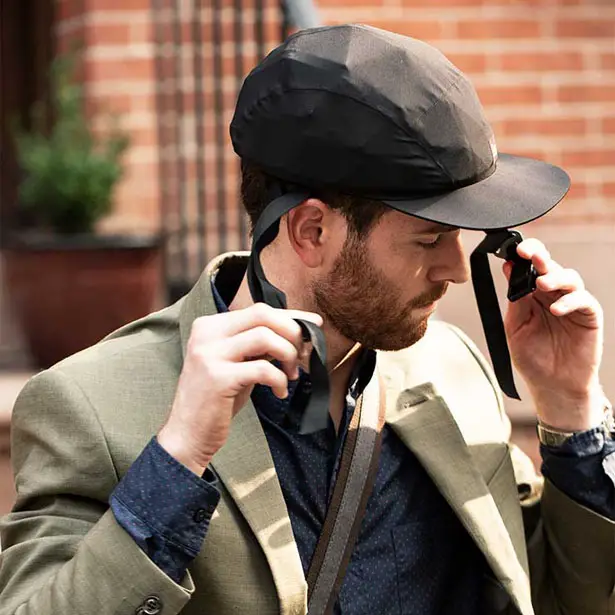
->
<box><xmin>502</xmin><ymin>262</ymin><xmax>534</xmax><ymax>335</ymax></box>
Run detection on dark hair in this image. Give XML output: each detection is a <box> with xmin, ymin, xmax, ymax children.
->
<box><xmin>240</xmin><ymin>161</ymin><xmax>388</xmax><ymax>237</ymax></box>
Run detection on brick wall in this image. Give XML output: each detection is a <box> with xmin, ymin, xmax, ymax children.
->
<box><xmin>51</xmin><ymin>0</ymin><xmax>615</xmax><ymax>237</ymax></box>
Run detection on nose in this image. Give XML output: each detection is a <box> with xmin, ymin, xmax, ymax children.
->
<box><xmin>428</xmin><ymin>232</ymin><xmax>471</xmax><ymax>285</ymax></box>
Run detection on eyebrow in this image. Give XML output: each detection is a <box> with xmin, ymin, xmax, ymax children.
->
<box><xmin>415</xmin><ymin>223</ymin><xmax>458</xmax><ymax>234</ymax></box>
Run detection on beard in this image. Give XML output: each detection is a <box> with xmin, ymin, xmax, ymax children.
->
<box><xmin>311</xmin><ymin>233</ymin><xmax>448</xmax><ymax>351</ymax></box>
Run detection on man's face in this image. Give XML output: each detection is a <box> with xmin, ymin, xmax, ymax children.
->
<box><xmin>312</xmin><ymin>209</ymin><xmax>470</xmax><ymax>351</ymax></box>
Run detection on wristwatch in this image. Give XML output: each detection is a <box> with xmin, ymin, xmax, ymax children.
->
<box><xmin>537</xmin><ymin>399</ymin><xmax>614</xmax><ymax>447</ymax></box>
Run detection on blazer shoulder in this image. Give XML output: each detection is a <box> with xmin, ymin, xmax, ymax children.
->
<box><xmin>377</xmin><ymin>319</ymin><xmax>500</xmax><ymax>386</ymax></box>
<box><xmin>377</xmin><ymin>319</ymin><xmax>510</xmax><ymax>442</ymax></box>
<box><xmin>55</xmin><ymin>298</ymin><xmax>184</xmax><ymax>376</ymax></box>
<box><xmin>21</xmin><ymin>300</ymin><xmax>188</xmax><ymax>469</ymax></box>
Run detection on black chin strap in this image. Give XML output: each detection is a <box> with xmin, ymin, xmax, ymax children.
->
<box><xmin>470</xmin><ymin>230</ymin><xmax>537</xmax><ymax>400</ymax></box>
<box><xmin>247</xmin><ymin>191</ymin><xmax>331</xmax><ymax>434</ymax></box>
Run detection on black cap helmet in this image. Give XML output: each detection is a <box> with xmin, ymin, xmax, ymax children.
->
<box><xmin>231</xmin><ymin>24</ymin><xmax>569</xmax><ymax>230</ymax></box>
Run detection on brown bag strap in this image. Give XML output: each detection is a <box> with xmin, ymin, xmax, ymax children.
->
<box><xmin>306</xmin><ymin>373</ymin><xmax>386</xmax><ymax>615</ymax></box>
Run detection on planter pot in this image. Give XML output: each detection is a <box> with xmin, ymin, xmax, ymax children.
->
<box><xmin>4</xmin><ymin>232</ymin><xmax>162</xmax><ymax>368</ymax></box>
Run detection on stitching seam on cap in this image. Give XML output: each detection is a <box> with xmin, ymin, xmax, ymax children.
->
<box><xmin>236</xmin><ymin>86</ymin><xmax>446</xmax><ymax>176</ymax></box>
<box><xmin>412</xmin><ymin>72</ymin><xmax>469</xmax><ymax>183</ymax></box>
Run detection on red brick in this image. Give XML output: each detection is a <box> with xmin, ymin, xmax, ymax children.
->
<box><xmin>556</xmin><ymin>20</ymin><xmax>615</xmax><ymax>38</ymax></box>
<box><xmin>498</xmin><ymin>118</ymin><xmax>587</xmax><ymax>136</ymax></box>
<box><xmin>399</xmin><ymin>0</ymin><xmax>483</xmax><ymax>4</ymax></box>
<box><xmin>500</xmin><ymin>148</ymin><xmax>546</xmax><ymax>161</ymax></box>
<box><xmin>445</xmin><ymin>53</ymin><xmax>488</xmax><ymax>73</ymax></box>
<box><xmin>366</xmin><ymin>20</ymin><xmax>445</xmax><ymax>40</ymax></box>
<box><xmin>92</xmin><ymin>93</ymin><xmax>156</xmax><ymax>115</ymax></box>
<box><xmin>603</xmin><ymin>182</ymin><xmax>615</xmax><ymax>197</ymax></box>
<box><xmin>565</xmin><ymin>181</ymin><xmax>588</xmax><ymax>201</ymax></box>
<box><xmin>545</xmin><ymin>212</ymin><xmax>613</xmax><ymax>225</ymax></box>
<box><xmin>500</xmin><ymin>51</ymin><xmax>584</xmax><ymax>72</ymax></box>
<box><xmin>476</xmin><ymin>85</ymin><xmax>542</xmax><ymax>106</ymax></box>
<box><xmin>456</xmin><ymin>20</ymin><xmax>541</xmax><ymax>39</ymax></box>
<box><xmin>87</xmin><ymin>57</ymin><xmax>156</xmax><ymax>82</ymax></box>
<box><xmin>487</xmin><ymin>0</ymin><xmax>580</xmax><ymax>4</ymax></box>
<box><xmin>318</xmin><ymin>0</ymin><xmax>380</xmax><ymax>6</ymax></box>
<box><xmin>602</xmin><ymin>54</ymin><xmax>615</xmax><ymax>70</ymax></box>
<box><xmin>88</xmin><ymin>0</ymin><xmax>150</xmax><ymax>9</ymax></box>
<box><xmin>557</xmin><ymin>85</ymin><xmax>615</xmax><ymax>103</ymax></box>
<box><xmin>603</xmin><ymin>118</ymin><xmax>615</xmax><ymax>134</ymax></box>
<box><xmin>88</xmin><ymin>23</ymin><xmax>132</xmax><ymax>46</ymax></box>
<box><xmin>87</xmin><ymin>22</ymin><xmax>153</xmax><ymax>46</ymax></box>
<box><xmin>561</xmin><ymin>150</ymin><xmax>615</xmax><ymax>168</ymax></box>
<box><xmin>120</xmin><ymin>127</ymin><xmax>158</xmax><ymax>149</ymax></box>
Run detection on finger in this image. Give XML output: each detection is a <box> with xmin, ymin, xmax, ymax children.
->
<box><xmin>193</xmin><ymin>303</ymin><xmax>322</xmax><ymax>349</ymax></box>
<box><xmin>515</xmin><ymin>238</ymin><xmax>561</xmax><ymax>276</ymax></box>
<box><xmin>516</xmin><ymin>238</ymin><xmax>550</xmax><ymax>262</ymax></box>
<box><xmin>233</xmin><ymin>359</ymin><xmax>290</xmax><ymax>399</ymax></box>
<box><xmin>549</xmin><ymin>289</ymin><xmax>602</xmax><ymax>321</ymax></box>
<box><xmin>536</xmin><ymin>268</ymin><xmax>585</xmax><ymax>294</ymax></box>
<box><xmin>225</xmin><ymin>327</ymin><xmax>300</xmax><ymax>380</ymax></box>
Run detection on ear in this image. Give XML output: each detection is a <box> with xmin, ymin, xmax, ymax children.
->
<box><xmin>286</xmin><ymin>198</ymin><xmax>343</xmax><ymax>268</ymax></box>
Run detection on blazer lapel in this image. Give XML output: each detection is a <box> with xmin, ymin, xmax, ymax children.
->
<box><xmin>179</xmin><ymin>253</ymin><xmax>307</xmax><ymax>615</ymax></box>
<box><xmin>210</xmin><ymin>401</ymin><xmax>308</xmax><ymax>615</ymax></box>
<box><xmin>382</xmin><ymin>354</ymin><xmax>534</xmax><ymax>615</ymax></box>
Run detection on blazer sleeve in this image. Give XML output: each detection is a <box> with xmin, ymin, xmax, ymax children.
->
<box><xmin>0</xmin><ymin>368</ymin><xmax>195</xmax><ymax>615</ymax></box>
<box><xmin>446</xmin><ymin>323</ymin><xmax>615</xmax><ymax>614</ymax></box>
<box><xmin>523</xmin><ymin>478</ymin><xmax>615</xmax><ymax>615</ymax></box>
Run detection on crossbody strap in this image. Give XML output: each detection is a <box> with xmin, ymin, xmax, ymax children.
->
<box><xmin>306</xmin><ymin>373</ymin><xmax>386</xmax><ymax>615</ymax></box>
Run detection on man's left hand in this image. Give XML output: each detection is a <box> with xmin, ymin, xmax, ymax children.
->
<box><xmin>503</xmin><ymin>238</ymin><xmax>605</xmax><ymax>431</ymax></box>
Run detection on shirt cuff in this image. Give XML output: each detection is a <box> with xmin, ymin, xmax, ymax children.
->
<box><xmin>110</xmin><ymin>436</ymin><xmax>221</xmax><ymax>582</ymax></box>
<box><xmin>541</xmin><ymin>426</ymin><xmax>615</xmax><ymax>520</ymax></box>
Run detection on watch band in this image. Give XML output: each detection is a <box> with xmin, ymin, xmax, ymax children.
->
<box><xmin>537</xmin><ymin>399</ymin><xmax>614</xmax><ymax>447</ymax></box>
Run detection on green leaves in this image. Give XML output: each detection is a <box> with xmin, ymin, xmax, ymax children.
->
<box><xmin>13</xmin><ymin>50</ymin><xmax>130</xmax><ymax>234</ymax></box>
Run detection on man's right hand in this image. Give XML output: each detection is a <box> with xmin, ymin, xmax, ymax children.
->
<box><xmin>157</xmin><ymin>303</ymin><xmax>323</xmax><ymax>475</ymax></box>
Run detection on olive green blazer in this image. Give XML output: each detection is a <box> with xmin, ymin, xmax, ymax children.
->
<box><xmin>1</xmin><ymin>253</ymin><xmax>613</xmax><ymax>615</ymax></box>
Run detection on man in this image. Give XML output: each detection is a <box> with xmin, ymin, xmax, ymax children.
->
<box><xmin>0</xmin><ymin>24</ymin><xmax>613</xmax><ymax>615</ymax></box>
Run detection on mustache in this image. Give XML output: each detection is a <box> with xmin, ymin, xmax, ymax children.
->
<box><xmin>411</xmin><ymin>283</ymin><xmax>449</xmax><ymax>308</ymax></box>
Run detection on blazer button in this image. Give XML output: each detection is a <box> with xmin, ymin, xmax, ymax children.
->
<box><xmin>136</xmin><ymin>595</ymin><xmax>163</xmax><ymax>615</ymax></box>
<box><xmin>193</xmin><ymin>508</ymin><xmax>209</xmax><ymax>523</ymax></box>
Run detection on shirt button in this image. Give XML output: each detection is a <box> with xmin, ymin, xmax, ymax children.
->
<box><xmin>135</xmin><ymin>595</ymin><xmax>163</xmax><ymax>615</ymax></box>
<box><xmin>193</xmin><ymin>508</ymin><xmax>209</xmax><ymax>523</ymax></box>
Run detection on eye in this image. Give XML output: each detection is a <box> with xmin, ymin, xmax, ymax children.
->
<box><xmin>416</xmin><ymin>235</ymin><xmax>443</xmax><ymax>249</ymax></box>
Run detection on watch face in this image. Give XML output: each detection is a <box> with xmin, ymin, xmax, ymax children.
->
<box><xmin>537</xmin><ymin>425</ymin><xmax>572</xmax><ymax>448</ymax></box>
<box><xmin>604</xmin><ymin>409</ymin><xmax>615</xmax><ymax>437</ymax></box>
<box><xmin>537</xmin><ymin>401</ymin><xmax>614</xmax><ymax>447</ymax></box>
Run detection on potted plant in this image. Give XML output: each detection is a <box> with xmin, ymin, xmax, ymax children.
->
<box><xmin>4</xmin><ymin>51</ymin><xmax>162</xmax><ymax>368</ymax></box>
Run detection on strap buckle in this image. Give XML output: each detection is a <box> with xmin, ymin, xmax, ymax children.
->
<box><xmin>470</xmin><ymin>229</ymin><xmax>537</xmax><ymax>400</ymax></box>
